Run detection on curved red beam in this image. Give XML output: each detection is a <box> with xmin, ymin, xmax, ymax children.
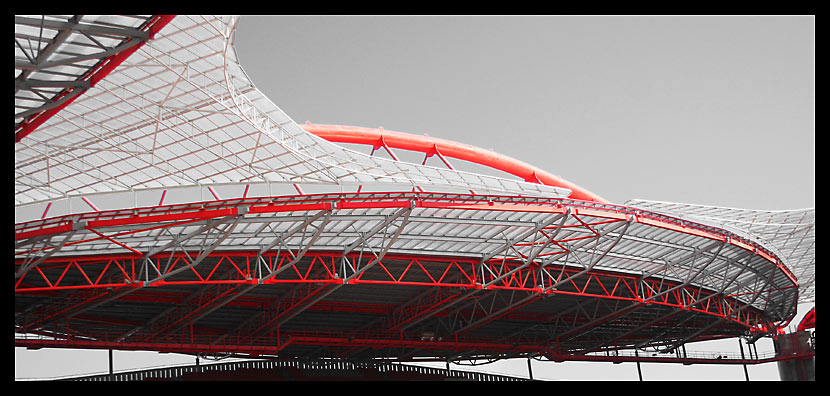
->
<box><xmin>302</xmin><ymin>123</ymin><xmax>608</xmax><ymax>203</ymax></box>
<box><xmin>797</xmin><ymin>306</ymin><xmax>815</xmax><ymax>332</ymax></box>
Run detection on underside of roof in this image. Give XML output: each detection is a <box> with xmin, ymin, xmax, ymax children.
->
<box><xmin>15</xmin><ymin>193</ymin><xmax>799</xmax><ymax>360</ymax></box>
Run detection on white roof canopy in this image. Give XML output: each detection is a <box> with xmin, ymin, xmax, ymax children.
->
<box><xmin>15</xmin><ymin>15</ymin><xmax>570</xmax><ymax>207</ymax></box>
<box><xmin>626</xmin><ymin>199</ymin><xmax>815</xmax><ymax>304</ymax></box>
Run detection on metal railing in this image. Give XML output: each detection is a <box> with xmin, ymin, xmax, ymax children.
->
<box><xmin>584</xmin><ymin>349</ymin><xmax>779</xmax><ymax>362</ymax></box>
<box><xmin>63</xmin><ymin>359</ymin><xmax>529</xmax><ymax>381</ymax></box>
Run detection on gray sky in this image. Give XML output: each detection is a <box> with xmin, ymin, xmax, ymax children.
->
<box><xmin>15</xmin><ymin>15</ymin><xmax>814</xmax><ymax>381</ymax></box>
<box><xmin>233</xmin><ymin>15</ymin><xmax>814</xmax><ymax>210</ymax></box>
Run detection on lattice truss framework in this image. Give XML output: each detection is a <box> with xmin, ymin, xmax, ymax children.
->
<box><xmin>626</xmin><ymin>200</ymin><xmax>815</xmax><ymax>304</ymax></box>
<box><xmin>14</xmin><ymin>15</ymin><xmax>162</xmax><ymax>139</ymax></box>
<box><xmin>15</xmin><ymin>193</ymin><xmax>799</xmax><ymax>360</ymax></box>
<box><xmin>14</xmin><ymin>15</ymin><xmax>569</xmax><ymax>206</ymax></box>
<box><xmin>13</xmin><ymin>15</ymin><xmax>810</xmax><ymax>363</ymax></box>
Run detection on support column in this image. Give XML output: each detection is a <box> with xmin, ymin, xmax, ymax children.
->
<box><xmin>527</xmin><ymin>357</ymin><xmax>533</xmax><ymax>380</ymax></box>
<box><xmin>775</xmin><ymin>331</ymin><xmax>815</xmax><ymax>381</ymax></box>
<box><xmin>108</xmin><ymin>349</ymin><xmax>114</xmax><ymax>381</ymax></box>
<box><xmin>739</xmin><ymin>338</ymin><xmax>750</xmax><ymax>381</ymax></box>
<box><xmin>635</xmin><ymin>349</ymin><xmax>643</xmax><ymax>381</ymax></box>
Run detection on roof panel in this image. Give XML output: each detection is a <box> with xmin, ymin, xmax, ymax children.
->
<box><xmin>626</xmin><ymin>199</ymin><xmax>814</xmax><ymax>304</ymax></box>
<box><xmin>16</xmin><ymin>15</ymin><xmax>571</xmax><ymax>207</ymax></box>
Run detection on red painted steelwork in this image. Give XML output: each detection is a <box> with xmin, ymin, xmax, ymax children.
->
<box><xmin>14</xmin><ymin>193</ymin><xmax>795</xmax><ymax>284</ymax></box>
<box><xmin>15</xmin><ymin>193</ymin><xmax>796</xmax><ymax>361</ymax></box>
<box><xmin>301</xmin><ymin>123</ymin><xmax>608</xmax><ymax>203</ymax></box>
<box><xmin>15</xmin><ymin>15</ymin><xmax>176</xmax><ymax>143</ymax></box>
<box><xmin>797</xmin><ymin>306</ymin><xmax>815</xmax><ymax>332</ymax></box>
<box><xmin>15</xmin><ymin>250</ymin><xmax>772</xmax><ymax>331</ymax></box>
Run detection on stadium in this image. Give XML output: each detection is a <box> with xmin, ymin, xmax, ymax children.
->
<box><xmin>15</xmin><ymin>15</ymin><xmax>814</xmax><ymax>381</ymax></box>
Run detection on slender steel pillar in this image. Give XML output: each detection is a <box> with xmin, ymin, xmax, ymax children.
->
<box><xmin>108</xmin><ymin>349</ymin><xmax>114</xmax><ymax>381</ymax></box>
<box><xmin>739</xmin><ymin>339</ymin><xmax>750</xmax><ymax>381</ymax></box>
<box><xmin>635</xmin><ymin>349</ymin><xmax>643</xmax><ymax>381</ymax></box>
<box><xmin>527</xmin><ymin>357</ymin><xmax>533</xmax><ymax>380</ymax></box>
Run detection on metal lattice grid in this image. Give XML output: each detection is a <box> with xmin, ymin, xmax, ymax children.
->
<box><xmin>626</xmin><ymin>199</ymin><xmax>814</xmax><ymax>304</ymax></box>
<box><xmin>16</xmin><ymin>193</ymin><xmax>798</xmax><ymax>361</ymax></box>
<box><xmin>15</xmin><ymin>15</ymin><xmax>570</xmax><ymax>206</ymax></box>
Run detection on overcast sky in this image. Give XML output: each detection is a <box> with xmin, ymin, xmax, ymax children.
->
<box><xmin>233</xmin><ymin>15</ymin><xmax>814</xmax><ymax>210</ymax></box>
<box><xmin>15</xmin><ymin>15</ymin><xmax>814</xmax><ymax>381</ymax></box>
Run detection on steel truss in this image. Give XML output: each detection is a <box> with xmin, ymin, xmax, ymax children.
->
<box><xmin>13</xmin><ymin>14</ymin><xmax>811</xmax><ymax>370</ymax></box>
<box><xmin>12</xmin><ymin>250</ymin><xmax>777</xmax><ymax>359</ymax></box>
<box><xmin>14</xmin><ymin>15</ymin><xmax>174</xmax><ymax>142</ymax></box>
<box><xmin>15</xmin><ymin>192</ymin><xmax>797</xmax><ymax>362</ymax></box>
<box><xmin>625</xmin><ymin>199</ymin><xmax>815</xmax><ymax>305</ymax></box>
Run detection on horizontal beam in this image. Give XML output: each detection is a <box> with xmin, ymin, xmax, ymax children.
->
<box><xmin>15</xmin><ymin>251</ymin><xmax>769</xmax><ymax>339</ymax></box>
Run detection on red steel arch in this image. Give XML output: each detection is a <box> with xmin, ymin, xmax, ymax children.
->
<box><xmin>302</xmin><ymin>123</ymin><xmax>608</xmax><ymax>203</ymax></box>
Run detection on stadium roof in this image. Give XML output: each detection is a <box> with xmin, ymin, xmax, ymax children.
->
<box><xmin>14</xmin><ymin>15</ymin><xmax>571</xmax><ymax>207</ymax></box>
<box><xmin>15</xmin><ymin>15</ymin><xmax>173</xmax><ymax>142</ymax></box>
<box><xmin>15</xmin><ymin>192</ymin><xmax>799</xmax><ymax>356</ymax></box>
<box><xmin>625</xmin><ymin>200</ymin><xmax>815</xmax><ymax>304</ymax></box>
<box><xmin>14</xmin><ymin>15</ymin><xmax>813</xmax><ymax>360</ymax></box>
